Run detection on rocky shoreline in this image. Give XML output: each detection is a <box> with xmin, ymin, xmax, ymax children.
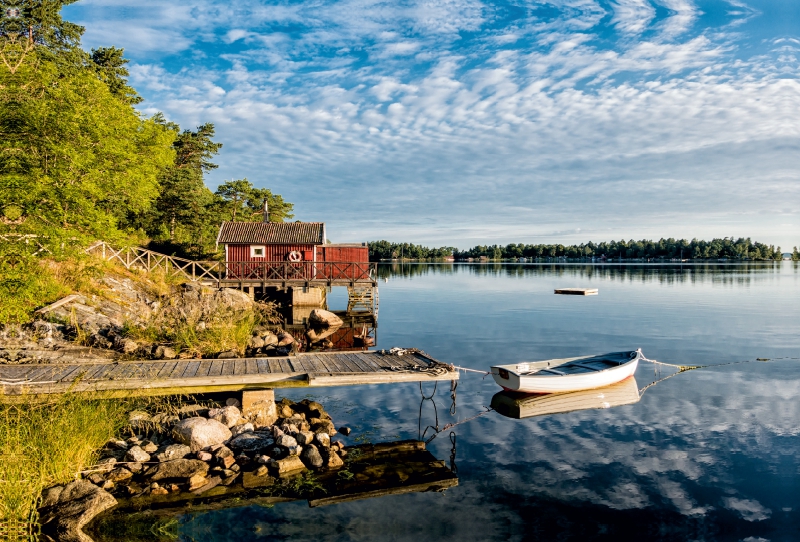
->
<box><xmin>39</xmin><ymin>395</ymin><xmax>351</xmax><ymax>541</ymax></box>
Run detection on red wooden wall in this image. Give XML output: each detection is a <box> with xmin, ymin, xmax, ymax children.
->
<box><xmin>317</xmin><ymin>246</ymin><xmax>369</xmax><ymax>262</ymax></box>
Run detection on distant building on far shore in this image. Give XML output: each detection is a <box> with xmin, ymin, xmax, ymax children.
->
<box><xmin>783</xmin><ymin>253</ymin><xmax>793</xmax><ymax>260</ymax></box>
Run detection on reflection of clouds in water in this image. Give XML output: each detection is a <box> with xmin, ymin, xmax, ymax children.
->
<box><xmin>723</xmin><ymin>497</ymin><xmax>772</xmax><ymax>522</ymax></box>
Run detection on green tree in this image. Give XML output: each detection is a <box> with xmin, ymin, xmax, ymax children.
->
<box><xmin>215</xmin><ymin>179</ymin><xmax>294</xmax><ymax>223</ymax></box>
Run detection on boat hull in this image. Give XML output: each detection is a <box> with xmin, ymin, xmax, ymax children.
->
<box><xmin>491</xmin><ymin>351</ymin><xmax>641</xmax><ymax>393</ymax></box>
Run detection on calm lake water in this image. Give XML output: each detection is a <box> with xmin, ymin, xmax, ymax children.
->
<box><xmin>172</xmin><ymin>263</ymin><xmax>800</xmax><ymax>541</ymax></box>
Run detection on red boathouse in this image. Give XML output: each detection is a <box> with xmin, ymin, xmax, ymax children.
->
<box><xmin>216</xmin><ymin>213</ymin><xmax>371</xmax><ymax>283</ymax></box>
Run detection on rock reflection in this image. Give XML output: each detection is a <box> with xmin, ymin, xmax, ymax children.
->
<box><xmin>87</xmin><ymin>440</ymin><xmax>456</xmax><ymax>542</ymax></box>
<box><xmin>490</xmin><ymin>376</ymin><xmax>640</xmax><ymax>420</ymax></box>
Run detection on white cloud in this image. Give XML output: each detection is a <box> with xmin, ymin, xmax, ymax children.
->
<box><xmin>64</xmin><ymin>0</ymin><xmax>800</xmax><ymax>248</ymax></box>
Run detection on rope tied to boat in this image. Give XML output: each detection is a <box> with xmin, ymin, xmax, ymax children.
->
<box><xmin>382</xmin><ymin>347</ymin><xmax>455</xmax><ymax>377</ymax></box>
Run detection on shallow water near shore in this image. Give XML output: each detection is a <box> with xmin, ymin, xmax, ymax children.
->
<box><xmin>102</xmin><ymin>262</ymin><xmax>800</xmax><ymax>541</ymax></box>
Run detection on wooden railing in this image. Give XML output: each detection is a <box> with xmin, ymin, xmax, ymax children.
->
<box><xmin>86</xmin><ymin>241</ymin><xmax>223</xmax><ymax>282</ymax></box>
<box><xmin>86</xmin><ymin>242</ymin><xmax>377</xmax><ymax>285</ymax></box>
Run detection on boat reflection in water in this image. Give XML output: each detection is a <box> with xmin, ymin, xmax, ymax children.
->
<box><xmin>490</xmin><ymin>376</ymin><xmax>640</xmax><ymax>420</ymax></box>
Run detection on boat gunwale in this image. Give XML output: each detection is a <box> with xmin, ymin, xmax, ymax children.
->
<box><xmin>490</xmin><ymin>350</ymin><xmax>642</xmax><ymax>379</ymax></box>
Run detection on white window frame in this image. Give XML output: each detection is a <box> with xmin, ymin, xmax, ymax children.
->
<box><xmin>250</xmin><ymin>245</ymin><xmax>266</xmax><ymax>258</ymax></box>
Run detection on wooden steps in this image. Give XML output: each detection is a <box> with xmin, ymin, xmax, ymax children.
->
<box><xmin>0</xmin><ymin>350</ymin><xmax>457</xmax><ymax>397</ymax></box>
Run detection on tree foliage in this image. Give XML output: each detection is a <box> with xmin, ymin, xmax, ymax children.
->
<box><xmin>368</xmin><ymin>238</ymin><xmax>785</xmax><ymax>262</ymax></box>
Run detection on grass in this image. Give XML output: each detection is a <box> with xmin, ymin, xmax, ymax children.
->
<box><xmin>0</xmin><ymin>391</ymin><xmax>209</xmax><ymax>541</ymax></box>
<box><xmin>0</xmin><ymin>393</ymin><xmax>129</xmax><ymax>541</ymax></box>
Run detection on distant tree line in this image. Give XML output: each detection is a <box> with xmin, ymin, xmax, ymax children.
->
<box><xmin>368</xmin><ymin>241</ymin><xmax>458</xmax><ymax>261</ymax></box>
<box><xmin>369</xmin><ymin>238</ymin><xmax>787</xmax><ymax>262</ymax></box>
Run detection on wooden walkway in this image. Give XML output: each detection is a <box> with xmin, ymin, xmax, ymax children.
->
<box><xmin>0</xmin><ymin>350</ymin><xmax>457</xmax><ymax>397</ymax></box>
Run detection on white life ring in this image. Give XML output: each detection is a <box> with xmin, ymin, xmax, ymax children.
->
<box><xmin>288</xmin><ymin>251</ymin><xmax>302</xmax><ymax>262</ymax></box>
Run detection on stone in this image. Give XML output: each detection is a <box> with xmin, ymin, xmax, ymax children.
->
<box><xmin>295</xmin><ymin>431</ymin><xmax>315</xmax><ymax>446</ymax></box>
<box><xmin>106</xmin><ymin>439</ymin><xmax>128</xmax><ymax>451</ymax></box>
<box><xmin>241</xmin><ymin>389</ymin><xmax>278</xmax><ymax>427</ymax></box>
<box><xmin>214</xmin><ymin>446</ymin><xmax>234</xmax><ymax>459</ymax></box>
<box><xmin>256</xmin><ymin>455</ymin><xmax>270</xmax><ymax>464</ymax></box>
<box><xmin>127</xmin><ymin>462</ymin><xmax>144</xmax><ymax>474</ymax></box>
<box><xmin>172</xmin><ymin>417</ymin><xmax>232</xmax><ymax>452</ymax></box>
<box><xmin>114</xmin><ymin>336</ymin><xmax>139</xmax><ymax>355</ymax></box>
<box><xmin>276</xmin><ymin>331</ymin><xmax>295</xmax><ymax>346</ymax></box>
<box><xmin>229</xmin><ymin>431</ymin><xmax>273</xmax><ymax>453</ymax></box>
<box><xmin>231</xmin><ymin>422</ymin><xmax>254</xmax><ymax>437</ymax></box>
<box><xmin>286</xmin><ymin>445</ymin><xmax>303</xmax><ymax>456</ymax></box>
<box><xmin>219</xmin><ymin>455</ymin><xmax>236</xmax><ymax>469</ymax></box>
<box><xmin>309</xmin><ymin>309</ymin><xmax>344</xmax><ymax>329</ymax></box>
<box><xmin>125</xmin><ymin>446</ymin><xmax>151</xmax><ymax>463</ymax></box>
<box><xmin>338</xmin><ymin>448</ymin><xmax>347</xmax><ymax>458</ymax></box>
<box><xmin>280</xmin><ymin>423</ymin><xmax>299</xmax><ymax>435</ymax></box>
<box><xmin>127</xmin><ymin>410</ymin><xmax>151</xmax><ymax>424</ymax></box>
<box><xmin>191</xmin><ymin>475</ymin><xmax>222</xmax><ymax>494</ymax></box>
<box><xmin>300</xmin><ymin>444</ymin><xmax>324</xmax><ymax>469</ymax></box>
<box><xmin>161</xmin><ymin>347</ymin><xmax>177</xmax><ymax>360</ymax></box>
<box><xmin>196</xmin><ymin>451</ymin><xmax>213</xmax><ymax>462</ymax></box>
<box><xmin>155</xmin><ymin>444</ymin><xmax>192</xmax><ymax>462</ymax></box>
<box><xmin>338</xmin><ymin>426</ymin><xmax>352</xmax><ymax>436</ymax></box>
<box><xmin>268</xmin><ymin>455</ymin><xmax>306</xmax><ymax>476</ymax></box>
<box><xmin>38</xmin><ymin>480</ymin><xmax>117</xmax><ymax>542</ymax></box>
<box><xmin>326</xmin><ymin>451</ymin><xmax>345</xmax><ymax>469</ymax></box>
<box><xmin>261</xmin><ymin>331</ymin><xmax>279</xmax><ymax>346</ymax></box>
<box><xmin>314</xmin><ymin>433</ymin><xmax>331</xmax><ymax>448</ymax></box>
<box><xmin>226</xmin><ymin>397</ymin><xmax>242</xmax><ymax>408</ymax></box>
<box><xmin>95</xmin><ymin>457</ymin><xmax>117</xmax><ymax>472</ymax></box>
<box><xmin>126</xmin><ymin>436</ymin><xmax>142</xmax><ymax>446</ymax></box>
<box><xmin>101</xmin><ymin>480</ymin><xmax>114</xmax><ymax>491</ymax></box>
<box><xmin>105</xmin><ymin>468</ymin><xmax>133</xmax><ymax>483</ymax></box>
<box><xmin>331</xmin><ymin>440</ymin><xmax>345</xmax><ymax>450</ymax></box>
<box><xmin>87</xmin><ymin>474</ymin><xmax>104</xmax><ymax>485</ymax></box>
<box><xmin>146</xmin><ymin>459</ymin><xmax>209</xmax><ymax>481</ymax></box>
<box><xmin>247</xmin><ymin>335</ymin><xmax>265</xmax><ymax>350</ymax></box>
<box><xmin>141</xmin><ymin>441</ymin><xmax>159</xmax><ymax>454</ymax></box>
<box><xmin>306</xmin><ymin>326</ymin><xmax>338</xmax><ymax>343</ymax></box>
<box><xmin>217</xmin><ymin>350</ymin><xmax>239</xmax><ymax>358</ymax></box>
<box><xmin>312</xmin><ymin>420</ymin><xmax>336</xmax><ymax>435</ymax></box>
<box><xmin>276</xmin><ymin>434</ymin><xmax>298</xmax><ymax>448</ymax></box>
<box><xmin>242</xmin><ymin>469</ymin><xmax>275</xmax><ymax>489</ymax></box>
<box><xmin>277</xmin><ymin>404</ymin><xmax>294</xmax><ymax>418</ymax></box>
<box><xmin>151</xmin><ymin>486</ymin><xmax>169</xmax><ymax>496</ymax></box>
<box><xmin>208</xmin><ymin>405</ymin><xmax>241</xmax><ymax>428</ymax></box>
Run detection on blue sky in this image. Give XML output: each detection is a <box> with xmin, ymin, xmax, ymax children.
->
<box><xmin>63</xmin><ymin>0</ymin><xmax>799</xmax><ymax>249</ymax></box>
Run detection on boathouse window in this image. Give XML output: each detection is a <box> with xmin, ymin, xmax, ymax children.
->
<box><xmin>250</xmin><ymin>246</ymin><xmax>265</xmax><ymax>258</ymax></box>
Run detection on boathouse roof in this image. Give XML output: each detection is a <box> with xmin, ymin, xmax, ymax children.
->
<box><xmin>216</xmin><ymin>222</ymin><xmax>326</xmax><ymax>245</ymax></box>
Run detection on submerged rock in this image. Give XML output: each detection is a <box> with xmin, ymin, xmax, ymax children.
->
<box><xmin>39</xmin><ymin>480</ymin><xmax>117</xmax><ymax>542</ymax></box>
<box><xmin>146</xmin><ymin>459</ymin><xmax>209</xmax><ymax>481</ymax></box>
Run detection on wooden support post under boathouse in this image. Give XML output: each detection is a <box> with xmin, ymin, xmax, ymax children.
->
<box><xmin>0</xmin><ymin>350</ymin><xmax>458</xmax><ymax>399</ymax></box>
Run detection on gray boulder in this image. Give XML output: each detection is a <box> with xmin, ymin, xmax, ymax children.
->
<box><xmin>125</xmin><ymin>446</ymin><xmax>150</xmax><ymax>463</ymax></box>
<box><xmin>146</xmin><ymin>459</ymin><xmax>209</xmax><ymax>481</ymax></box>
<box><xmin>155</xmin><ymin>444</ymin><xmax>191</xmax><ymax>462</ymax></box>
<box><xmin>300</xmin><ymin>444</ymin><xmax>324</xmax><ymax>469</ymax></box>
<box><xmin>38</xmin><ymin>480</ymin><xmax>117</xmax><ymax>542</ymax></box>
<box><xmin>172</xmin><ymin>417</ymin><xmax>232</xmax><ymax>452</ymax></box>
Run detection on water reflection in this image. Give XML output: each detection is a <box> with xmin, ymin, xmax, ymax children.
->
<box><xmin>491</xmin><ymin>376</ymin><xmax>640</xmax><ymax>419</ymax></box>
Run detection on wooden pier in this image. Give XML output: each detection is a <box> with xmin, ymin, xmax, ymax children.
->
<box><xmin>0</xmin><ymin>350</ymin><xmax>457</xmax><ymax>397</ymax></box>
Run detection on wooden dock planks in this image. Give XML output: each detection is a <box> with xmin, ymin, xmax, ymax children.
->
<box><xmin>0</xmin><ymin>350</ymin><xmax>456</xmax><ymax>397</ymax></box>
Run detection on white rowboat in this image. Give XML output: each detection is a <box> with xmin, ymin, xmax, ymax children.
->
<box><xmin>491</xmin><ymin>349</ymin><xmax>643</xmax><ymax>393</ymax></box>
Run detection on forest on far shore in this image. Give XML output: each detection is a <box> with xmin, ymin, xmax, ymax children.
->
<box><xmin>368</xmin><ymin>238</ymin><xmax>797</xmax><ymax>262</ymax></box>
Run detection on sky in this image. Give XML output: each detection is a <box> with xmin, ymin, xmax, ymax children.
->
<box><xmin>62</xmin><ymin>0</ymin><xmax>800</xmax><ymax>249</ymax></box>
